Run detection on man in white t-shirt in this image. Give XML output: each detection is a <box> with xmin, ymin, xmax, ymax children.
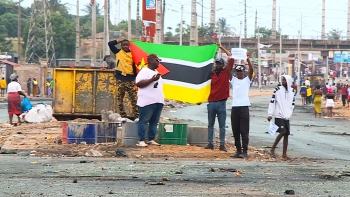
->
<box><xmin>304</xmin><ymin>78</ymin><xmax>310</xmax><ymax>86</ymax></box>
<box><xmin>135</xmin><ymin>54</ymin><xmax>164</xmax><ymax>147</ymax></box>
<box><xmin>230</xmin><ymin>54</ymin><xmax>253</xmax><ymax>158</ymax></box>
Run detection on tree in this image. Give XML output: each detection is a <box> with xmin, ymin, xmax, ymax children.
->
<box><xmin>327</xmin><ymin>28</ymin><xmax>343</xmax><ymax>40</ymax></box>
<box><xmin>82</xmin><ymin>3</ymin><xmax>102</xmax><ymax>16</ymax></box>
<box><xmin>48</xmin><ymin>0</ymin><xmax>69</xmax><ymax>16</ymax></box>
<box><xmin>0</xmin><ymin>24</ymin><xmax>13</xmax><ymax>53</ymax></box>
<box><xmin>254</xmin><ymin>27</ymin><xmax>288</xmax><ymax>39</ymax></box>
<box><xmin>165</xmin><ymin>27</ymin><xmax>173</xmax><ymax>40</ymax></box>
<box><xmin>110</xmin><ymin>19</ymin><xmax>143</xmax><ymax>37</ymax></box>
<box><xmin>217</xmin><ymin>18</ymin><xmax>234</xmax><ymax>37</ymax></box>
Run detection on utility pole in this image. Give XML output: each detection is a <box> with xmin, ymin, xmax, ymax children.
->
<box><xmin>257</xmin><ymin>27</ymin><xmax>261</xmax><ymax>89</ymax></box>
<box><xmin>201</xmin><ymin>0</ymin><xmax>204</xmax><ymax>27</ymax></box>
<box><xmin>254</xmin><ymin>9</ymin><xmax>257</xmax><ymax>37</ymax></box>
<box><xmin>114</xmin><ymin>0</ymin><xmax>117</xmax><ymax>25</ymax></box>
<box><xmin>75</xmin><ymin>0</ymin><xmax>80</xmax><ymax>67</ymax></box>
<box><xmin>128</xmin><ymin>0</ymin><xmax>131</xmax><ymax>40</ymax></box>
<box><xmin>279</xmin><ymin>27</ymin><xmax>282</xmax><ymax>82</ymax></box>
<box><xmin>180</xmin><ymin>5</ymin><xmax>183</xmax><ymax>46</ymax></box>
<box><xmin>239</xmin><ymin>21</ymin><xmax>242</xmax><ymax>48</ymax></box>
<box><xmin>271</xmin><ymin>0</ymin><xmax>277</xmax><ymax>74</ymax></box>
<box><xmin>297</xmin><ymin>30</ymin><xmax>301</xmax><ymax>85</ymax></box>
<box><xmin>244</xmin><ymin>0</ymin><xmax>247</xmax><ymax>38</ymax></box>
<box><xmin>210</xmin><ymin>0</ymin><xmax>215</xmax><ymax>35</ymax></box>
<box><xmin>348</xmin><ymin>0</ymin><xmax>350</xmax><ymax>40</ymax></box>
<box><xmin>91</xmin><ymin>0</ymin><xmax>96</xmax><ymax>67</ymax></box>
<box><xmin>17</xmin><ymin>0</ymin><xmax>21</xmax><ymax>58</ymax></box>
<box><xmin>300</xmin><ymin>13</ymin><xmax>303</xmax><ymax>39</ymax></box>
<box><xmin>271</xmin><ymin>0</ymin><xmax>276</xmax><ymax>38</ymax></box>
<box><xmin>162</xmin><ymin>0</ymin><xmax>165</xmax><ymax>43</ymax></box>
<box><xmin>322</xmin><ymin>0</ymin><xmax>325</xmax><ymax>40</ymax></box>
<box><xmin>278</xmin><ymin>6</ymin><xmax>282</xmax><ymax>82</ymax></box>
<box><xmin>190</xmin><ymin>0</ymin><xmax>198</xmax><ymax>46</ymax></box>
<box><xmin>136</xmin><ymin>0</ymin><xmax>140</xmax><ymax>39</ymax></box>
<box><xmin>155</xmin><ymin>0</ymin><xmax>162</xmax><ymax>43</ymax></box>
<box><xmin>25</xmin><ymin>0</ymin><xmax>56</xmax><ymax>67</ymax></box>
<box><xmin>103</xmin><ymin>0</ymin><xmax>110</xmax><ymax>56</ymax></box>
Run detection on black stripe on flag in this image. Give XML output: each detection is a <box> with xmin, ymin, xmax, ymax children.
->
<box><xmin>161</xmin><ymin>62</ymin><xmax>213</xmax><ymax>85</ymax></box>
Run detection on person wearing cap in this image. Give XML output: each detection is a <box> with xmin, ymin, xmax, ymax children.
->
<box><xmin>230</xmin><ymin>53</ymin><xmax>254</xmax><ymax>158</ymax></box>
<box><xmin>108</xmin><ymin>39</ymin><xmax>139</xmax><ymax>122</ymax></box>
<box><xmin>135</xmin><ymin>54</ymin><xmax>164</xmax><ymax>147</ymax></box>
<box><xmin>204</xmin><ymin>43</ymin><xmax>232</xmax><ymax>152</ymax></box>
<box><xmin>7</xmin><ymin>74</ymin><xmax>26</xmax><ymax>125</ymax></box>
<box><xmin>32</xmin><ymin>77</ymin><xmax>39</xmax><ymax>97</ymax></box>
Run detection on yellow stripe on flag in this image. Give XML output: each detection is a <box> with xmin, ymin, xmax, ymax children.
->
<box><xmin>163</xmin><ymin>83</ymin><xmax>211</xmax><ymax>104</ymax></box>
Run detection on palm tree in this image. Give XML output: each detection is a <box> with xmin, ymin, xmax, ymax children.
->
<box><xmin>82</xmin><ymin>3</ymin><xmax>102</xmax><ymax>16</ymax></box>
<box><xmin>217</xmin><ymin>18</ymin><xmax>234</xmax><ymax>37</ymax></box>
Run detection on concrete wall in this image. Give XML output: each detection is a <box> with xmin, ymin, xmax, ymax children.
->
<box><xmin>15</xmin><ymin>64</ymin><xmax>47</xmax><ymax>96</ymax></box>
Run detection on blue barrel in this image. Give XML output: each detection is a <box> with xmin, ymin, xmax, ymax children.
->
<box><xmin>96</xmin><ymin>122</ymin><xmax>119</xmax><ymax>143</ymax></box>
<box><xmin>67</xmin><ymin>122</ymin><xmax>97</xmax><ymax>144</ymax></box>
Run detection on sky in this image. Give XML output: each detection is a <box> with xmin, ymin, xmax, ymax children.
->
<box><xmin>20</xmin><ymin>0</ymin><xmax>350</xmax><ymax>39</ymax></box>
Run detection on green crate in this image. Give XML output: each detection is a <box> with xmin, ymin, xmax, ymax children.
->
<box><xmin>158</xmin><ymin>123</ymin><xmax>188</xmax><ymax>145</ymax></box>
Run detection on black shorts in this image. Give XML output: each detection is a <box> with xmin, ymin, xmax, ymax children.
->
<box><xmin>275</xmin><ymin>118</ymin><xmax>290</xmax><ymax>135</ymax></box>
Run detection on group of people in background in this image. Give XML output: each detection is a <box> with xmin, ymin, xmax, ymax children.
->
<box><xmin>299</xmin><ymin>78</ymin><xmax>350</xmax><ymax>118</ymax></box>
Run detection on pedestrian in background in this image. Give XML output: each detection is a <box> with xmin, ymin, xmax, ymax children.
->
<box><xmin>108</xmin><ymin>39</ymin><xmax>139</xmax><ymax>122</ymax></box>
<box><xmin>230</xmin><ymin>53</ymin><xmax>254</xmax><ymax>158</ymax></box>
<box><xmin>0</xmin><ymin>77</ymin><xmax>6</xmax><ymax>97</ymax></box>
<box><xmin>306</xmin><ymin>85</ymin><xmax>313</xmax><ymax>105</ymax></box>
<box><xmin>313</xmin><ymin>85</ymin><xmax>323</xmax><ymax>118</ymax></box>
<box><xmin>268</xmin><ymin>75</ymin><xmax>295</xmax><ymax>161</ymax></box>
<box><xmin>135</xmin><ymin>54</ymin><xmax>164</xmax><ymax>147</ymax></box>
<box><xmin>300</xmin><ymin>83</ymin><xmax>307</xmax><ymax>105</ymax></box>
<box><xmin>205</xmin><ymin>43</ymin><xmax>232</xmax><ymax>152</ymax></box>
<box><xmin>32</xmin><ymin>77</ymin><xmax>39</xmax><ymax>97</ymax></box>
<box><xmin>341</xmin><ymin>84</ymin><xmax>348</xmax><ymax>106</ymax></box>
<box><xmin>7</xmin><ymin>74</ymin><xmax>26</xmax><ymax>125</ymax></box>
<box><xmin>27</xmin><ymin>78</ymin><xmax>32</xmax><ymax>96</ymax></box>
<box><xmin>347</xmin><ymin>84</ymin><xmax>350</xmax><ymax>107</ymax></box>
<box><xmin>325</xmin><ymin>87</ymin><xmax>335</xmax><ymax>118</ymax></box>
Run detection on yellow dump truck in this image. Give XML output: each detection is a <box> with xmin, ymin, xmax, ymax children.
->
<box><xmin>52</xmin><ymin>68</ymin><xmax>132</xmax><ymax>120</ymax></box>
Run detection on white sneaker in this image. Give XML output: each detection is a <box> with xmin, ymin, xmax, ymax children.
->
<box><xmin>134</xmin><ymin>118</ymin><xmax>139</xmax><ymax>122</ymax></box>
<box><xmin>147</xmin><ymin>140</ymin><xmax>160</xmax><ymax>146</ymax></box>
<box><xmin>136</xmin><ymin>141</ymin><xmax>148</xmax><ymax>147</ymax></box>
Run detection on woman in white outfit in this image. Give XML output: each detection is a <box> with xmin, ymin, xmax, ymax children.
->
<box><xmin>325</xmin><ymin>87</ymin><xmax>335</xmax><ymax>118</ymax></box>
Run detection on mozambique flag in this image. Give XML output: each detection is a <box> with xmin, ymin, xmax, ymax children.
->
<box><xmin>130</xmin><ymin>41</ymin><xmax>218</xmax><ymax>104</ymax></box>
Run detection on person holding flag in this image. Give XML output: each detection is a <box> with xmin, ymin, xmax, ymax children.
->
<box><xmin>205</xmin><ymin>43</ymin><xmax>233</xmax><ymax>152</ymax></box>
<box><xmin>108</xmin><ymin>39</ymin><xmax>139</xmax><ymax>122</ymax></box>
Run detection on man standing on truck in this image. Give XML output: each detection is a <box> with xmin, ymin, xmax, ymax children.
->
<box><xmin>108</xmin><ymin>39</ymin><xmax>139</xmax><ymax>122</ymax></box>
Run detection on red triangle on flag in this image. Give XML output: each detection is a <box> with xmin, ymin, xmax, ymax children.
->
<box><xmin>129</xmin><ymin>42</ymin><xmax>170</xmax><ymax>76</ymax></box>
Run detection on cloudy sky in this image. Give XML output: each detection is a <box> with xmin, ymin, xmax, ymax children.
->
<box><xmin>21</xmin><ymin>0</ymin><xmax>349</xmax><ymax>39</ymax></box>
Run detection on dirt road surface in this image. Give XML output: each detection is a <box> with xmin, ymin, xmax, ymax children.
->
<box><xmin>0</xmin><ymin>87</ymin><xmax>350</xmax><ymax>196</ymax></box>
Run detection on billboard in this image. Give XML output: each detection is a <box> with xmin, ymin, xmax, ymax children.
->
<box><xmin>142</xmin><ymin>0</ymin><xmax>156</xmax><ymax>42</ymax></box>
<box><xmin>334</xmin><ymin>51</ymin><xmax>350</xmax><ymax>63</ymax></box>
<box><xmin>145</xmin><ymin>0</ymin><xmax>156</xmax><ymax>10</ymax></box>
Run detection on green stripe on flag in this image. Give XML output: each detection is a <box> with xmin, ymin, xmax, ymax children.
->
<box><xmin>132</xmin><ymin>41</ymin><xmax>218</xmax><ymax>63</ymax></box>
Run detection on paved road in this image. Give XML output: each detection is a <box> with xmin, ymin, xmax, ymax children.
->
<box><xmin>164</xmin><ymin>89</ymin><xmax>350</xmax><ymax>161</ymax></box>
<box><xmin>0</xmin><ymin>157</ymin><xmax>348</xmax><ymax>197</ymax></box>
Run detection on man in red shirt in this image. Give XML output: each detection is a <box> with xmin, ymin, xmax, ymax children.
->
<box><xmin>205</xmin><ymin>44</ymin><xmax>233</xmax><ymax>152</ymax></box>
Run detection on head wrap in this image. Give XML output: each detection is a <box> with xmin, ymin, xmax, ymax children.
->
<box><xmin>235</xmin><ymin>65</ymin><xmax>245</xmax><ymax>71</ymax></box>
<box><xmin>10</xmin><ymin>73</ymin><xmax>18</xmax><ymax>80</ymax></box>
